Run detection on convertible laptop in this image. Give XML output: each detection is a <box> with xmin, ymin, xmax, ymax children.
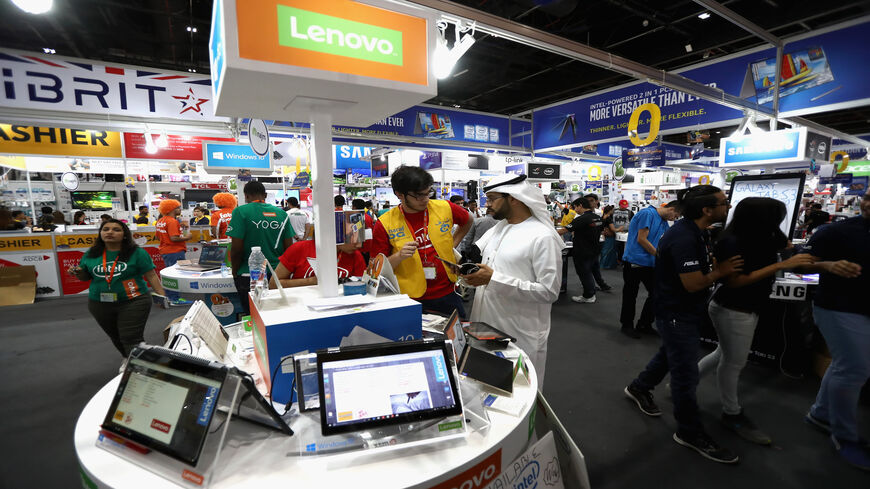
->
<box><xmin>317</xmin><ymin>340</ymin><xmax>463</xmax><ymax>436</ymax></box>
<box><xmin>176</xmin><ymin>244</ymin><xmax>227</xmax><ymax>272</ymax></box>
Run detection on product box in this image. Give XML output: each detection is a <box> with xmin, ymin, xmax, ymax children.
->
<box><xmin>250</xmin><ymin>287</ymin><xmax>422</xmax><ymax>405</ymax></box>
<box><xmin>0</xmin><ymin>265</ymin><xmax>37</xmax><ymax>306</ymax></box>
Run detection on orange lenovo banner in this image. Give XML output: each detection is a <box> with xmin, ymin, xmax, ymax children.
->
<box><xmin>236</xmin><ymin>0</ymin><xmax>428</xmax><ymax>86</ymax></box>
<box><xmin>0</xmin><ymin>124</ymin><xmax>123</xmax><ymax>158</ymax></box>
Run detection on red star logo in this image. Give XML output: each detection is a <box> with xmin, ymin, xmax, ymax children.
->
<box><xmin>172</xmin><ymin>88</ymin><xmax>209</xmax><ymax>115</ymax></box>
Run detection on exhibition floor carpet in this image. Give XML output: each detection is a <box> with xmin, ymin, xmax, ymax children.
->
<box><xmin>1</xmin><ymin>268</ymin><xmax>866</xmax><ymax>488</ymax></box>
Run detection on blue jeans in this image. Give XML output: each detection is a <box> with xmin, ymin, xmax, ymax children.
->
<box><xmin>600</xmin><ymin>236</ymin><xmax>617</xmax><ymax>269</ymax></box>
<box><xmin>631</xmin><ymin>312</ymin><xmax>705</xmax><ymax>439</ymax></box>
<box><xmin>161</xmin><ymin>251</ymin><xmax>187</xmax><ymax>301</ymax></box>
<box><xmin>810</xmin><ymin>306</ymin><xmax>870</xmax><ymax>443</ymax></box>
<box><xmin>417</xmin><ymin>291</ymin><xmax>467</xmax><ymax>319</ymax></box>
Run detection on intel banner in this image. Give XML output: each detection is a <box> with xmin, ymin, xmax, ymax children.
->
<box><xmin>533</xmin><ymin>18</ymin><xmax>870</xmax><ymax>150</ymax></box>
<box><xmin>203</xmin><ymin>141</ymin><xmax>272</xmax><ymax>173</ymax></box>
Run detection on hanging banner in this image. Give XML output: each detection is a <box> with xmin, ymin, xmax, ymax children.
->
<box><xmin>533</xmin><ymin>18</ymin><xmax>870</xmax><ymax>150</ymax></box>
<box><xmin>0</xmin><ymin>124</ymin><xmax>123</xmax><ymax>158</ymax></box>
<box><xmin>123</xmin><ymin>133</ymin><xmax>233</xmax><ymax>161</ymax></box>
<box><xmin>528</xmin><ymin>162</ymin><xmax>561</xmax><ymax>179</ymax></box>
<box><xmin>334</xmin><ymin>144</ymin><xmax>374</xmax><ymax>170</ymax></box>
<box><xmin>719</xmin><ymin>128</ymin><xmax>805</xmax><ymax>167</ymax></box>
<box><xmin>0</xmin><ymin>49</ymin><xmax>228</xmax><ymax>121</ymax></box>
<box><xmin>622</xmin><ymin>144</ymin><xmax>665</xmax><ymax>168</ymax></box>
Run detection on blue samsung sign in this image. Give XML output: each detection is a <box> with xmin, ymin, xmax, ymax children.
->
<box><xmin>721</xmin><ymin>129</ymin><xmax>802</xmax><ymax>165</ymax></box>
<box><xmin>204</xmin><ymin>142</ymin><xmax>271</xmax><ymax>171</ymax></box>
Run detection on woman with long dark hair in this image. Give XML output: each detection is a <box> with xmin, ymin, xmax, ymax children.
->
<box><xmin>73</xmin><ymin>211</ymin><xmax>88</xmax><ymax>225</ymax></box>
<box><xmin>67</xmin><ymin>219</ymin><xmax>166</xmax><ymax>359</ymax></box>
<box><xmin>698</xmin><ymin>197</ymin><xmax>815</xmax><ymax>444</ymax></box>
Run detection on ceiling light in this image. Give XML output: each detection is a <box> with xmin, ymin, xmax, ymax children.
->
<box><xmin>144</xmin><ymin>131</ymin><xmax>159</xmax><ymax>154</ymax></box>
<box><xmin>685</xmin><ymin>44</ymin><xmax>693</xmax><ymax>53</ymax></box>
<box><xmin>698</xmin><ymin>12</ymin><xmax>711</xmax><ymax>20</ymax></box>
<box><xmin>186</xmin><ymin>26</ymin><xmax>197</xmax><ymax>33</ymax></box>
<box><xmin>433</xmin><ymin>21</ymin><xmax>476</xmax><ymax>79</ymax></box>
<box><xmin>42</xmin><ymin>48</ymin><xmax>55</xmax><ymax>54</ymax></box>
<box><xmin>12</xmin><ymin>0</ymin><xmax>52</xmax><ymax>14</ymax></box>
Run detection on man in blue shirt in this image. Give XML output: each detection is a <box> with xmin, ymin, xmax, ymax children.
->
<box><xmin>801</xmin><ymin>187</ymin><xmax>870</xmax><ymax>470</ymax></box>
<box><xmin>619</xmin><ymin>201</ymin><xmax>679</xmax><ymax>338</ymax></box>
<box><xmin>624</xmin><ymin>186</ymin><xmax>743</xmax><ymax>464</ymax></box>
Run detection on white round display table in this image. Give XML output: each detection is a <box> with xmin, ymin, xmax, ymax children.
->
<box><xmin>75</xmin><ymin>344</ymin><xmax>538</xmax><ymax>489</ymax></box>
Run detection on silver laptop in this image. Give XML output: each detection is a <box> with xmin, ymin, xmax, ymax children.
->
<box><xmin>177</xmin><ymin>244</ymin><xmax>227</xmax><ymax>272</ymax></box>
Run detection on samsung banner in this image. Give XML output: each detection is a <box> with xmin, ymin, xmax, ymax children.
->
<box><xmin>534</xmin><ymin>18</ymin><xmax>870</xmax><ymax>150</ymax></box>
<box><xmin>719</xmin><ymin>129</ymin><xmax>804</xmax><ymax>167</ymax></box>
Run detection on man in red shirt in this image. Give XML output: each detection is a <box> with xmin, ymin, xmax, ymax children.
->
<box><xmin>155</xmin><ymin>199</ymin><xmax>191</xmax><ymax>301</ymax></box>
<box><xmin>270</xmin><ymin>239</ymin><xmax>366</xmax><ymax>288</ymax></box>
<box><xmin>371</xmin><ymin>166</ymin><xmax>471</xmax><ymax>317</ymax></box>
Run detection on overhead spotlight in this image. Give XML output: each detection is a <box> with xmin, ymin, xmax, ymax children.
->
<box><xmin>187</xmin><ymin>68</ymin><xmax>197</xmax><ymax>73</ymax></box>
<box><xmin>698</xmin><ymin>12</ymin><xmax>711</xmax><ymax>20</ymax></box>
<box><xmin>186</xmin><ymin>26</ymin><xmax>197</xmax><ymax>33</ymax></box>
<box><xmin>12</xmin><ymin>0</ymin><xmax>52</xmax><ymax>14</ymax></box>
<box><xmin>144</xmin><ymin>131</ymin><xmax>159</xmax><ymax>154</ymax></box>
<box><xmin>685</xmin><ymin>44</ymin><xmax>693</xmax><ymax>53</ymax></box>
<box><xmin>642</xmin><ymin>19</ymin><xmax>649</xmax><ymax>27</ymax></box>
<box><xmin>433</xmin><ymin>21</ymin><xmax>476</xmax><ymax>79</ymax></box>
<box><xmin>156</xmin><ymin>130</ymin><xmax>169</xmax><ymax>148</ymax></box>
<box><xmin>42</xmin><ymin>48</ymin><xmax>56</xmax><ymax>54</ymax></box>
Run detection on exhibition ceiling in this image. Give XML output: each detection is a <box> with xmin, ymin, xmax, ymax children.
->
<box><xmin>1</xmin><ymin>0</ymin><xmax>869</xmax><ymax>140</ymax></box>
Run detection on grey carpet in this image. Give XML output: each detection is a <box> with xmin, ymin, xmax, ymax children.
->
<box><xmin>0</xmin><ymin>267</ymin><xmax>865</xmax><ymax>487</ymax></box>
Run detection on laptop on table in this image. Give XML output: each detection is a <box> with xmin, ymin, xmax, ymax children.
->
<box><xmin>177</xmin><ymin>244</ymin><xmax>227</xmax><ymax>272</ymax></box>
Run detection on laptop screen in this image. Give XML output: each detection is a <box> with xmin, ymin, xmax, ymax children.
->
<box><xmin>318</xmin><ymin>341</ymin><xmax>463</xmax><ymax>436</ymax></box>
<box><xmin>101</xmin><ymin>347</ymin><xmax>227</xmax><ymax>466</ymax></box>
<box><xmin>198</xmin><ymin>245</ymin><xmax>227</xmax><ymax>265</ymax></box>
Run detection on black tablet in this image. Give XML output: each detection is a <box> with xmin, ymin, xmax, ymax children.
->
<box><xmin>458</xmin><ymin>344</ymin><xmax>514</xmax><ymax>395</ymax></box>
<box><xmin>101</xmin><ymin>346</ymin><xmax>227</xmax><ymax>467</ymax></box>
<box><xmin>317</xmin><ymin>340</ymin><xmax>463</xmax><ymax>436</ymax></box>
<box><xmin>463</xmin><ymin>321</ymin><xmax>516</xmax><ymax>342</ymax></box>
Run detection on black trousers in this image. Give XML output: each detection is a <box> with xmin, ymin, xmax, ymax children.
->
<box><xmin>88</xmin><ymin>295</ymin><xmax>152</xmax><ymax>357</ymax></box>
<box><xmin>619</xmin><ymin>264</ymin><xmax>655</xmax><ymax>329</ymax></box>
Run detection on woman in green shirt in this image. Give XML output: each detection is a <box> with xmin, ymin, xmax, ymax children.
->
<box><xmin>67</xmin><ymin>219</ymin><xmax>166</xmax><ymax>357</ymax></box>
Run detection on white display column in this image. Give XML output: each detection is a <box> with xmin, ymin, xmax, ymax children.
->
<box><xmin>310</xmin><ymin>114</ymin><xmax>339</xmax><ymax>298</ymax></box>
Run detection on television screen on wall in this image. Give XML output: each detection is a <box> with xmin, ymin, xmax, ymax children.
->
<box><xmin>70</xmin><ymin>191</ymin><xmax>116</xmax><ymax>210</ymax></box>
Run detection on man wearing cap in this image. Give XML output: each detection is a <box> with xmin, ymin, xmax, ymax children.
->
<box><xmin>372</xmin><ymin>166</ymin><xmax>472</xmax><ymax>317</ymax></box>
<box><xmin>612</xmin><ymin>200</ymin><xmax>634</xmax><ymax>264</ymax></box>
<box><xmin>462</xmin><ymin>174</ymin><xmax>564</xmax><ymax>387</ymax></box>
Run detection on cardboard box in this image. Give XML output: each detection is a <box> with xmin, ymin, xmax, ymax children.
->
<box><xmin>163</xmin><ymin>315</ymin><xmax>187</xmax><ymax>344</ymax></box>
<box><xmin>0</xmin><ymin>265</ymin><xmax>37</xmax><ymax>306</ymax></box>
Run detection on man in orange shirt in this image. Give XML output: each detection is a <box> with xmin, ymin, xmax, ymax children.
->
<box><xmin>156</xmin><ymin>200</ymin><xmax>191</xmax><ymax>301</ymax></box>
<box><xmin>211</xmin><ymin>192</ymin><xmax>237</xmax><ymax>240</ymax></box>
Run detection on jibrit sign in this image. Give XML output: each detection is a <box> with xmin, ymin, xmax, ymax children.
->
<box><xmin>0</xmin><ymin>49</ymin><xmax>227</xmax><ymax>122</ymax></box>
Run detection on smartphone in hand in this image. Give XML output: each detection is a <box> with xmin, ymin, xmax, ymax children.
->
<box><xmin>437</xmin><ymin>256</ymin><xmax>480</xmax><ymax>275</ymax></box>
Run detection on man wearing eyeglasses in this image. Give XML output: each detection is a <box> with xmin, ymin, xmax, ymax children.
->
<box><xmin>371</xmin><ymin>166</ymin><xmax>472</xmax><ymax>317</ymax></box>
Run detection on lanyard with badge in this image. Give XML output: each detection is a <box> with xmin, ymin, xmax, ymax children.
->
<box><xmin>100</xmin><ymin>251</ymin><xmax>120</xmax><ymax>302</ymax></box>
<box><xmin>400</xmin><ymin>205</ymin><xmax>438</xmax><ymax>280</ymax></box>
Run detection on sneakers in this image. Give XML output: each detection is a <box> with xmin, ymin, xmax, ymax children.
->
<box><xmin>621</xmin><ymin>326</ymin><xmax>641</xmax><ymax>339</ymax></box>
<box><xmin>832</xmin><ymin>435</ymin><xmax>870</xmax><ymax>471</ymax></box>
<box><xmin>673</xmin><ymin>432</ymin><xmax>739</xmax><ymax>464</ymax></box>
<box><xmin>805</xmin><ymin>411</ymin><xmax>832</xmax><ymax>434</ymax></box>
<box><xmin>721</xmin><ymin>411</ymin><xmax>772</xmax><ymax>445</ymax></box>
<box><xmin>624</xmin><ymin>385</ymin><xmax>661</xmax><ymax>417</ymax></box>
<box><xmin>571</xmin><ymin>295</ymin><xmax>596</xmax><ymax>304</ymax></box>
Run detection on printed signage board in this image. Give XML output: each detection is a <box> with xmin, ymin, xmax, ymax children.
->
<box><xmin>528</xmin><ymin>162</ymin><xmax>561</xmax><ymax>180</ymax></box>
<box><xmin>123</xmin><ymin>133</ymin><xmax>233</xmax><ymax>161</ymax></box>
<box><xmin>622</xmin><ymin>144</ymin><xmax>665</xmax><ymax>168</ymax></box>
<box><xmin>0</xmin><ymin>124</ymin><xmax>122</xmax><ymax>158</ymax></box>
<box><xmin>209</xmin><ymin>0</ymin><xmax>436</xmax><ymax>126</ymax></box>
<box><xmin>719</xmin><ymin>128</ymin><xmax>809</xmax><ymax>167</ymax></box>
<box><xmin>0</xmin><ymin>49</ymin><xmax>227</xmax><ymax>122</ymax></box>
<box><xmin>203</xmin><ymin>141</ymin><xmax>273</xmax><ymax>175</ymax></box>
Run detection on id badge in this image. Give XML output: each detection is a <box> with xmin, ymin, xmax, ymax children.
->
<box><xmin>100</xmin><ymin>292</ymin><xmax>118</xmax><ymax>303</ymax></box>
<box><xmin>423</xmin><ymin>266</ymin><xmax>437</xmax><ymax>280</ymax></box>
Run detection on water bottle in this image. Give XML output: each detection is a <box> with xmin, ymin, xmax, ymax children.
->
<box><xmin>248</xmin><ymin>247</ymin><xmax>266</xmax><ymax>288</ymax></box>
<box><xmin>220</xmin><ymin>262</ymin><xmax>230</xmax><ymax>278</ymax></box>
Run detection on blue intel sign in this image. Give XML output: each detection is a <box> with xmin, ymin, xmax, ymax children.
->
<box><xmin>720</xmin><ymin>129</ymin><xmax>802</xmax><ymax>166</ymax></box>
<box><xmin>204</xmin><ymin>142</ymin><xmax>272</xmax><ymax>172</ymax></box>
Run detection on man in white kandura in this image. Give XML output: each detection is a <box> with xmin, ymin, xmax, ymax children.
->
<box><xmin>461</xmin><ymin>174</ymin><xmax>564</xmax><ymax>388</ymax></box>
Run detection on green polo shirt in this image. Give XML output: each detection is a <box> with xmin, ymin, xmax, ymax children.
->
<box><xmin>79</xmin><ymin>247</ymin><xmax>155</xmax><ymax>302</ymax></box>
<box><xmin>227</xmin><ymin>202</ymin><xmax>295</xmax><ymax>274</ymax></box>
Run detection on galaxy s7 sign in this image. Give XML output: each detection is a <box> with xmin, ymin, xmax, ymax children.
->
<box><xmin>277</xmin><ymin>6</ymin><xmax>403</xmax><ymax>66</ymax></box>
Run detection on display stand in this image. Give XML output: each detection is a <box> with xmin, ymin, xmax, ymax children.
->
<box><xmin>94</xmin><ymin>374</ymin><xmax>242</xmax><ymax>489</ymax></box>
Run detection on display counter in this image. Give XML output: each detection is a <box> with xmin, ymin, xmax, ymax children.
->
<box><xmin>160</xmin><ymin>265</ymin><xmax>241</xmax><ymax>325</ymax></box>
<box><xmin>75</xmin><ymin>342</ymin><xmax>539</xmax><ymax>489</ymax></box>
<box><xmin>0</xmin><ymin>227</ymin><xmax>213</xmax><ymax>299</ymax></box>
